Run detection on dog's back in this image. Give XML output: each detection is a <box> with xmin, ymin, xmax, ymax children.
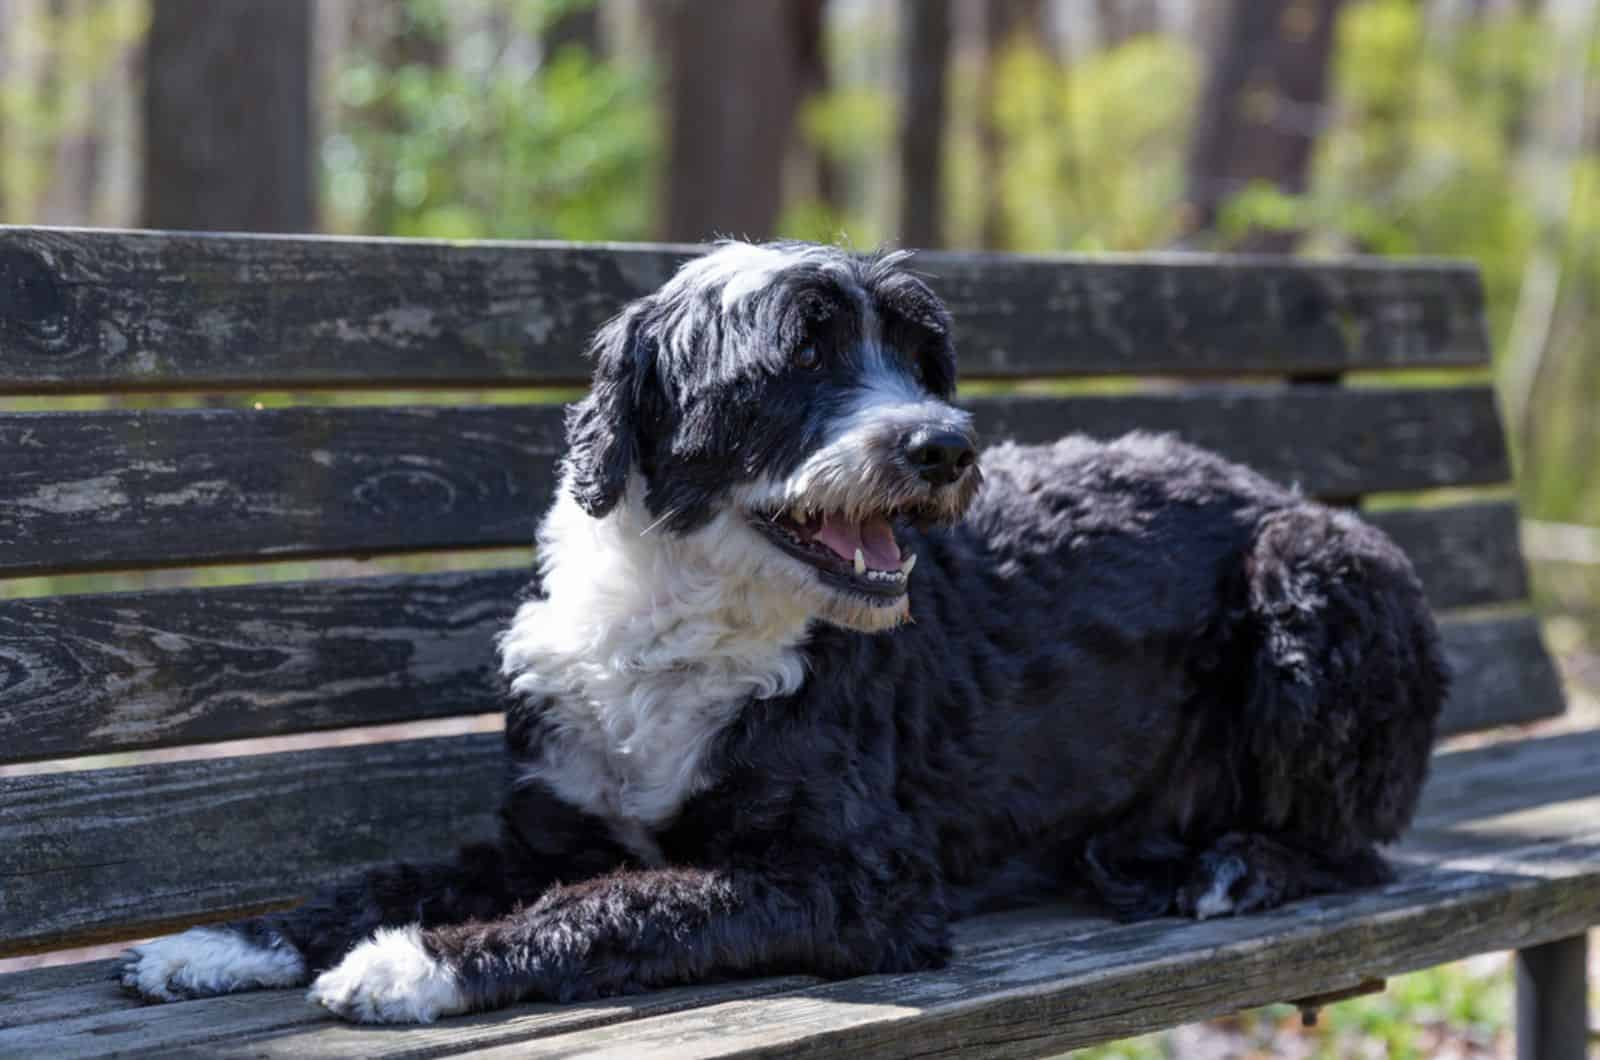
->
<box><xmin>729</xmin><ymin>430</ymin><xmax>1448</xmax><ymax>921</ymax></box>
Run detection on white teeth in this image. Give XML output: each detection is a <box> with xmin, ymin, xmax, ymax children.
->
<box><xmin>901</xmin><ymin>553</ymin><xmax>917</xmax><ymax>575</ymax></box>
<box><xmin>854</xmin><ymin>548</ymin><xmax>866</xmax><ymax>575</ymax></box>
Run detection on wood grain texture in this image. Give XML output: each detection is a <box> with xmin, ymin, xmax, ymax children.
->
<box><xmin>0</xmin><ymin>735</ymin><xmax>502</xmax><ymax>957</ymax></box>
<box><xmin>0</xmin><ymin>556</ymin><xmax>1552</xmax><ymax>766</ymax></box>
<box><xmin>0</xmin><ymin>614</ymin><xmax>1562</xmax><ymax>953</ymax></box>
<box><xmin>1365</xmin><ymin>501</ymin><xmax>1529</xmax><ymax>610</ymax></box>
<box><xmin>967</xmin><ymin>386</ymin><xmax>1509</xmax><ymax>498</ymax></box>
<box><xmin>0</xmin><ymin>228</ymin><xmax>1488</xmax><ymax>392</ymax></box>
<box><xmin>0</xmin><ymin>909</ymin><xmax>1091</xmax><ymax>1057</ymax></box>
<box><xmin>0</xmin><ymin>387</ymin><xmax>1507</xmax><ymax>575</ymax></box>
<box><xmin>1434</xmin><ymin>614</ymin><xmax>1566</xmax><ymax>735</ymax></box>
<box><xmin>920</xmin><ymin>250</ymin><xmax>1491</xmax><ymax>377</ymax></box>
<box><xmin>0</xmin><ymin>405</ymin><xmax>563</xmax><ymax>576</ymax></box>
<box><xmin>0</xmin><ymin>569</ymin><xmax>525</xmax><ymax>764</ymax></box>
<box><xmin>1412</xmin><ymin>730</ymin><xmax>1600</xmax><ymax>828</ymax></box>
<box><xmin>0</xmin><ymin>228</ymin><xmax>687</xmax><ymax>391</ymax></box>
<box><xmin>470</xmin><ymin>832</ymin><xmax>1600</xmax><ymax>1060</ymax></box>
<box><xmin>2</xmin><ymin>729</ymin><xmax>1596</xmax><ymax>1058</ymax></box>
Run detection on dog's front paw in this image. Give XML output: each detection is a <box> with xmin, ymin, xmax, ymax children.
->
<box><xmin>1176</xmin><ymin>840</ymin><xmax>1291</xmax><ymax>920</ymax></box>
<box><xmin>308</xmin><ymin>926</ymin><xmax>467</xmax><ymax>1024</ymax></box>
<box><xmin>116</xmin><ymin>926</ymin><xmax>307</xmax><ymax>1002</ymax></box>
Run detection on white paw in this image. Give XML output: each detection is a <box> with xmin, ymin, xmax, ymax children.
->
<box><xmin>308</xmin><ymin>926</ymin><xmax>467</xmax><ymax>1024</ymax></box>
<box><xmin>1193</xmin><ymin>856</ymin><xmax>1247</xmax><ymax>920</ymax></box>
<box><xmin>118</xmin><ymin>927</ymin><xmax>306</xmax><ymax>1002</ymax></box>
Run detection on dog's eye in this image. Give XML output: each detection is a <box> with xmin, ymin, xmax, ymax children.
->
<box><xmin>793</xmin><ymin>344</ymin><xmax>820</xmax><ymax>370</ymax></box>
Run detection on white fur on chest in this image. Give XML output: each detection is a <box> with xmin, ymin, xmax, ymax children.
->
<box><xmin>499</xmin><ymin>487</ymin><xmax>811</xmax><ymax>861</ymax></box>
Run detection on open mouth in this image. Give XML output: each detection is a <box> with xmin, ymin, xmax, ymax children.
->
<box><xmin>748</xmin><ymin>507</ymin><xmax>919</xmax><ymax>599</ymax></box>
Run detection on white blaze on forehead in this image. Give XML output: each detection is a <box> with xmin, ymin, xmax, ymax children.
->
<box><xmin>668</xmin><ymin>241</ymin><xmax>868</xmax><ymax>312</ymax></box>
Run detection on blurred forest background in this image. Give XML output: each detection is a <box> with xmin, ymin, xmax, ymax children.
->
<box><xmin>4</xmin><ymin>0</ymin><xmax>1600</xmax><ymax>535</ymax></box>
<box><xmin>2</xmin><ymin>0</ymin><xmax>1599</xmax><ymax>1053</ymax></box>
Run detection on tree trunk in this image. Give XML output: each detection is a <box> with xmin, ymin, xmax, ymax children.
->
<box><xmin>976</xmin><ymin>0</ymin><xmax>1051</xmax><ymax>249</ymax></box>
<box><xmin>1182</xmin><ymin>0</ymin><xmax>1346</xmax><ymax>251</ymax></box>
<box><xmin>141</xmin><ymin>0</ymin><xmax>315</xmax><ymax>232</ymax></box>
<box><xmin>898</xmin><ymin>0</ymin><xmax>951</xmax><ymax>248</ymax></box>
<box><xmin>544</xmin><ymin>0</ymin><xmax>604</xmax><ymax>59</ymax></box>
<box><xmin>790</xmin><ymin>0</ymin><xmax>841</xmax><ymax>218</ymax></box>
<box><xmin>41</xmin><ymin>0</ymin><xmax>110</xmax><ymax>226</ymax></box>
<box><xmin>0</xmin><ymin>9</ymin><xmax>10</xmax><ymax>219</ymax></box>
<box><xmin>657</xmin><ymin>0</ymin><xmax>810</xmax><ymax>242</ymax></box>
<box><xmin>1094</xmin><ymin>0</ymin><xmax>1160</xmax><ymax>47</ymax></box>
<box><xmin>364</xmin><ymin>4</ymin><xmax>445</xmax><ymax>237</ymax></box>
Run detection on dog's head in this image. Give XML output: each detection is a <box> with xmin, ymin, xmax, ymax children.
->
<box><xmin>559</xmin><ymin>241</ymin><xmax>980</xmax><ymax>632</ymax></box>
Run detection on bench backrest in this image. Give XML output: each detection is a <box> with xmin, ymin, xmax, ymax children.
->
<box><xmin>0</xmin><ymin>227</ymin><xmax>1563</xmax><ymax>958</ymax></box>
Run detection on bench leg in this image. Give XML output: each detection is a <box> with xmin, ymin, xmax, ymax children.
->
<box><xmin>1516</xmin><ymin>933</ymin><xmax>1590</xmax><ymax>1060</ymax></box>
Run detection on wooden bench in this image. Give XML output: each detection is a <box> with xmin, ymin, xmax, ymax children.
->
<box><xmin>0</xmin><ymin>227</ymin><xmax>1593</xmax><ymax>1058</ymax></box>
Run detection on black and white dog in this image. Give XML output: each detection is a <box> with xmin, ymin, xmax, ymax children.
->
<box><xmin>119</xmin><ymin>242</ymin><xmax>1447</xmax><ymax>1023</ymax></box>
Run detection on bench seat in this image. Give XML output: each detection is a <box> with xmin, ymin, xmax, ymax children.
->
<box><xmin>5</xmin><ymin>726</ymin><xmax>1596</xmax><ymax>1059</ymax></box>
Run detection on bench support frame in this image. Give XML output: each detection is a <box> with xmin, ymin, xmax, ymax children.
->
<box><xmin>1516</xmin><ymin>932</ymin><xmax>1590</xmax><ymax>1060</ymax></box>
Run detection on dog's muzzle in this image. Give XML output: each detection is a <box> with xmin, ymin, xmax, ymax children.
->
<box><xmin>743</xmin><ymin>416</ymin><xmax>981</xmax><ymax>608</ymax></box>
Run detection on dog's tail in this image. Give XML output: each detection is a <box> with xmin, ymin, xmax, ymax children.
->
<box><xmin>1238</xmin><ymin>502</ymin><xmax>1450</xmax><ymax>853</ymax></box>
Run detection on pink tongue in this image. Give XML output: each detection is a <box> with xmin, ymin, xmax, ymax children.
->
<box><xmin>811</xmin><ymin>515</ymin><xmax>901</xmax><ymax>570</ymax></box>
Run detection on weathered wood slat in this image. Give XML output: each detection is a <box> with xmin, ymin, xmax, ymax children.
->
<box><xmin>2</xmin><ymin>907</ymin><xmax>1064</xmax><ymax>1040</ymax></box>
<box><xmin>0</xmin><ymin>229</ymin><xmax>685</xmax><ymax>392</ymax></box>
<box><xmin>0</xmin><ymin>911</ymin><xmax>1111</xmax><ymax>1056</ymax></box>
<box><xmin>1409</xmin><ymin>730</ymin><xmax>1600</xmax><ymax>828</ymax></box>
<box><xmin>0</xmin><ymin>544</ymin><xmax>1551</xmax><ymax>765</ymax></box>
<box><xmin>1433</xmin><ymin>614</ymin><xmax>1566</xmax><ymax>735</ymax></box>
<box><xmin>0</xmin><ymin>956</ymin><xmax>128</xmax><ymax>1031</ymax></box>
<box><xmin>0</xmin><ymin>228</ymin><xmax>1488</xmax><ymax>392</ymax></box>
<box><xmin>0</xmin><ymin>405</ymin><xmax>563</xmax><ymax>577</ymax></box>
<box><xmin>466</xmin><ymin>833</ymin><xmax>1600</xmax><ymax>1060</ymax></box>
<box><xmin>0</xmin><ymin>614</ymin><xmax>1562</xmax><ymax>954</ymax></box>
<box><xmin>924</xmin><ymin>251</ymin><xmax>1491</xmax><ymax>377</ymax></box>
<box><xmin>0</xmin><ymin>569</ymin><xmax>524</xmax><ymax>764</ymax></box>
<box><xmin>1</xmin><ymin>970</ymin><xmax>822</xmax><ymax>1060</ymax></box>
<box><xmin>0</xmin><ymin>735</ymin><xmax>502</xmax><ymax>957</ymax></box>
<box><xmin>1365</xmin><ymin>501</ymin><xmax>1529</xmax><ymax>610</ymax></box>
<box><xmin>970</xmin><ymin>387</ymin><xmax>1509</xmax><ymax>497</ymax></box>
<box><xmin>0</xmin><ymin>387</ymin><xmax>1508</xmax><ymax>575</ymax></box>
<box><xmin>1</xmin><ymin>729</ymin><xmax>1596</xmax><ymax>1058</ymax></box>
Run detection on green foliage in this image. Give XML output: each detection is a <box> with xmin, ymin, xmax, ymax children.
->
<box><xmin>1522</xmin><ymin>158</ymin><xmax>1600</xmax><ymax>524</ymax></box>
<box><xmin>323</xmin><ymin>0</ymin><xmax>658</xmax><ymax>241</ymax></box>
<box><xmin>950</xmin><ymin>36</ymin><xmax>1200</xmax><ymax>252</ymax></box>
<box><xmin>0</xmin><ymin>0</ymin><xmax>147</xmax><ymax>223</ymax></box>
<box><xmin>1208</xmin><ymin>0</ymin><xmax>1600</xmax><ymax>525</ymax></box>
<box><xmin>776</xmin><ymin>86</ymin><xmax>895</xmax><ymax>247</ymax></box>
<box><xmin>1223</xmin><ymin>0</ymin><xmax>1544</xmax><ymax>337</ymax></box>
<box><xmin>1070</xmin><ymin>959</ymin><xmax>1512</xmax><ymax>1059</ymax></box>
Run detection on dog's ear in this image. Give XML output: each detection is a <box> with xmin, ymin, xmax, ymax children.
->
<box><xmin>563</xmin><ymin>300</ymin><xmax>657</xmax><ymax>519</ymax></box>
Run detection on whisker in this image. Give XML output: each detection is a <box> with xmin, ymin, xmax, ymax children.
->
<box><xmin>639</xmin><ymin>507</ymin><xmax>681</xmax><ymax>537</ymax></box>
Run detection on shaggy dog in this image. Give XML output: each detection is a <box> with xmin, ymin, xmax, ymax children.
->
<box><xmin>118</xmin><ymin>242</ymin><xmax>1447</xmax><ymax>1023</ymax></box>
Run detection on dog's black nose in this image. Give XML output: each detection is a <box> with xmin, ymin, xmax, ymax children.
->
<box><xmin>905</xmin><ymin>429</ymin><xmax>977</xmax><ymax>487</ymax></box>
